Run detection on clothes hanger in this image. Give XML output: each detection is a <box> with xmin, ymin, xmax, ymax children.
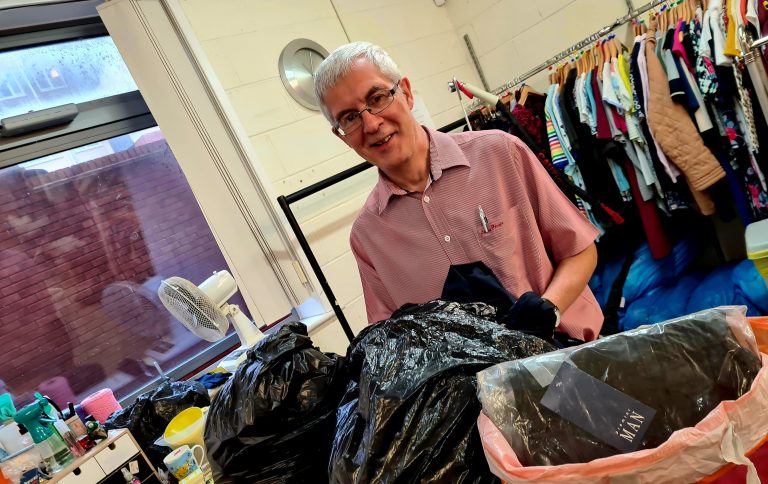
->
<box><xmin>608</xmin><ymin>35</ymin><xmax>618</xmax><ymax>60</ymax></box>
<box><xmin>519</xmin><ymin>82</ymin><xmax>544</xmax><ymax>106</ymax></box>
<box><xmin>591</xmin><ymin>42</ymin><xmax>601</xmax><ymax>72</ymax></box>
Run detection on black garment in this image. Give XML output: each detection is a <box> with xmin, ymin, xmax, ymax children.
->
<box><xmin>560</xmin><ymin>69</ymin><xmax>628</xmax><ymax>214</ymax></box>
<box><xmin>329</xmin><ymin>300</ymin><xmax>554</xmax><ymax>483</ymax></box>
<box><xmin>681</xmin><ymin>20</ymin><xmax>698</xmax><ymax>73</ymax></box>
<box><xmin>630</xmin><ymin>39</ymin><xmax>645</xmax><ymax>117</ymax></box>
<box><xmin>558</xmin><ymin>71</ymin><xmax>581</xmax><ymax>153</ymax></box>
<box><xmin>441</xmin><ymin>261</ymin><xmax>559</xmax><ymax>343</ymax></box>
<box><xmin>672</xmin><ymin>51</ymin><xmax>701</xmax><ymax>115</ymax></box>
<box><xmin>478</xmin><ymin>308</ymin><xmax>761</xmax><ymax>466</ymax></box>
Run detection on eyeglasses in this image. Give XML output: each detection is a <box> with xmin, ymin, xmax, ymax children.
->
<box><xmin>333</xmin><ymin>80</ymin><xmax>401</xmax><ymax>136</ymax></box>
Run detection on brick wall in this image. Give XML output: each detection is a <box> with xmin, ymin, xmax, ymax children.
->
<box><xmin>0</xmin><ymin>135</ymin><xmax>242</xmax><ymax>406</ymax></box>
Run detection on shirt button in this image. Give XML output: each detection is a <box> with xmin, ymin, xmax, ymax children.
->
<box><xmin>444</xmin><ymin>235</ymin><xmax>451</xmax><ymax>242</ymax></box>
<box><xmin>424</xmin><ymin>195</ymin><xmax>430</xmax><ymax>203</ymax></box>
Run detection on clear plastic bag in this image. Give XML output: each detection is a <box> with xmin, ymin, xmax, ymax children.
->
<box><xmin>477</xmin><ymin>306</ymin><xmax>762</xmax><ymax>468</ymax></box>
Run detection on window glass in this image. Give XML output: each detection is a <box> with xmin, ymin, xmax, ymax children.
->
<box><xmin>0</xmin><ymin>36</ymin><xmax>137</xmax><ymax>119</ymax></box>
<box><xmin>0</xmin><ymin>126</ymin><xmax>248</xmax><ymax>407</ymax></box>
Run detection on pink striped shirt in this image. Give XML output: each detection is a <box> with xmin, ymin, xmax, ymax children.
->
<box><xmin>350</xmin><ymin>127</ymin><xmax>603</xmax><ymax>341</ymax></box>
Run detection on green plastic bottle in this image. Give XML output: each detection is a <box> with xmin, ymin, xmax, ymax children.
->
<box><xmin>13</xmin><ymin>402</ymin><xmax>73</xmax><ymax>474</ymax></box>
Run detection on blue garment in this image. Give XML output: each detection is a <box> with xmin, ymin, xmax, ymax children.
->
<box><xmin>586</xmin><ymin>70</ymin><xmax>598</xmax><ymax>136</ymax></box>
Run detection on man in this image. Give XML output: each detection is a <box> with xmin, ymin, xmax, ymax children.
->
<box><xmin>314</xmin><ymin>42</ymin><xmax>603</xmax><ymax>341</ymax></box>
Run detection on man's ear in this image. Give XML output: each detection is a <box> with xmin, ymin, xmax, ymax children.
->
<box><xmin>399</xmin><ymin>77</ymin><xmax>415</xmax><ymax>110</ymax></box>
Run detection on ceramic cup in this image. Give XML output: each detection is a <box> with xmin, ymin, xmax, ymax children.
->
<box><xmin>163</xmin><ymin>444</ymin><xmax>204</xmax><ymax>480</ymax></box>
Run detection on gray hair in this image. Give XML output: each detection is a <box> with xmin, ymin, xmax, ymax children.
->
<box><xmin>313</xmin><ymin>41</ymin><xmax>401</xmax><ymax>124</ymax></box>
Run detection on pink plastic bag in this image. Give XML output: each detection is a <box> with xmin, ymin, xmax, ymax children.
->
<box><xmin>478</xmin><ymin>355</ymin><xmax>768</xmax><ymax>484</ymax></box>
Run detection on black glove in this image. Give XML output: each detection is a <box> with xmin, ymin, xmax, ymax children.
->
<box><xmin>500</xmin><ymin>291</ymin><xmax>558</xmax><ymax>342</ymax></box>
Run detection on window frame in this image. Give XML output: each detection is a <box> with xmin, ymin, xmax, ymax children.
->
<box><xmin>0</xmin><ymin>6</ymin><xmax>277</xmax><ymax>403</ymax></box>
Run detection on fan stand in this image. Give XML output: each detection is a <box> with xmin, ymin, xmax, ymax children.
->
<box><xmin>217</xmin><ymin>304</ymin><xmax>265</xmax><ymax>372</ymax></box>
<box><xmin>225</xmin><ymin>304</ymin><xmax>264</xmax><ymax>347</ymax></box>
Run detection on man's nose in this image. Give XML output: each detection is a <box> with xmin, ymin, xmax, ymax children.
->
<box><xmin>361</xmin><ymin>109</ymin><xmax>383</xmax><ymax>133</ymax></box>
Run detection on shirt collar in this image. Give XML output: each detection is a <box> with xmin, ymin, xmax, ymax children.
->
<box><xmin>372</xmin><ymin>126</ymin><xmax>470</xmax><ymax>215</ymax></box>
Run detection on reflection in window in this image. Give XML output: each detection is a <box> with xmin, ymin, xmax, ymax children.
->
<box><xmin>0</xmin><ymin>127</ymin><xmax>246</xmax><ymax>407</ymax></box>
<box><xmin>0</xmin><ymin>36</ymin><xmax>137</xmax><ymax>119</ymax></box>
<box><xmin>0</xmin><ymin>74</ymin><xmax>24</xmax><ymax>101</ymax></box>
<box><xmin>32</xmin><ymin>67</ymin><xmax>67</xmax><ymax>92</ymax></box>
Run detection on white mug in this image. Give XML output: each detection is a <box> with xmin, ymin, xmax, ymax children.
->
<box><xmin>163</xmin><ymin>444</ymin><xmax>204</xmax><ymax>480</ymax></box>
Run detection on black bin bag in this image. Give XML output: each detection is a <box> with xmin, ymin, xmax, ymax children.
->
<box><xmin>105</xmin><ymin>379</ymin><xmax>210</xmax><ymax>467</ymax></box>
<box><xmin>204</xmin><ymin>322</ymin><xmax>347</xmax><ymax>483</ymax></box>
<box><xmin>329</xmin><ymin>300</ymin><xmax>555</xmax><ymax>483</ymax></box>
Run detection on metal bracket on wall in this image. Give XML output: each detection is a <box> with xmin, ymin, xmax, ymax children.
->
<box><xmin>463</xmin><ymin>33</ymin><xmax>490</xmax><ymax>92</ymax></box>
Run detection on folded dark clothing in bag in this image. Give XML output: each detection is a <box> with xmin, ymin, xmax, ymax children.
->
<box><xmin>477</xmin><ymin>307</ymin><xmax>762</xmax><ymax>466</ymax></box>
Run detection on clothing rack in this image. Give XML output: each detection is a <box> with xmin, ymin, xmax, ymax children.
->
<box><xmin>276</xmin><ymin>121</ymin><xmax>468</xmax><ymax>343</ymax></box>
<box><xmin>461</xmin><ymin>0</ymin><xmax>666</xmax><ymax>111</ymax></box>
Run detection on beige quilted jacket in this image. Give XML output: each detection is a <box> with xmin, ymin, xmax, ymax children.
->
<box><xmin>645</xmin><ymin>27</ymin><xmax>725</xmax><ymax>215</ymax></box>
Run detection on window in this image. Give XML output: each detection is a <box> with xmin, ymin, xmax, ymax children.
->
<box><xmin>0</xmin><ymin>19</ymin><xmax>256</xmax><ymax>407</ymax></box>
<box><xmin>0</xmin><ymin>125</ymin><xmax>250</xmax><ymax>407</ymax></box>
<box><xmin>0</xmin><ymin>36</ymin><xmax>137</xmax><ymax>119</ymax></box>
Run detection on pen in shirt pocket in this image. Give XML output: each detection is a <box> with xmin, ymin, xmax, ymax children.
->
<box><xmin>478</xmin><ymin>205</ymin><xmax>489</xmax><ymax>233</ymax></box>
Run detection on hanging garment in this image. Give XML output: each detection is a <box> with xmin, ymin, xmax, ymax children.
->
<box><xmin>706</xmin><ymin>0</ymin><xmax>734</xmax><ymax>66</ymax></box>
<box><xmin>561</xmin><ymin>69</ymin><xmax>630</xmax><ymax>216</ymax></box>
<box><xmin>724</xmin><ymin>0</ymin><xmax>743</xmax><ymax>56</ymax></box>
<box><xmin>644</xmin><ymin>25</ymin><xmax>726</xmax><ymax>214</ymax></box>
<box><xmin>624</xmin><ymin>158</ymin><xmax>673</xmax><ymax>259</ymax></box>
<box><xmin>672</xmin><ymin>20</ymin><xmax>695</xmax><ymax>70</ymax></box>
<box><xmin>586</xmin><ymin>69</ymin><xmax>598</xmax><ymax>135</ymax></box>
<box><xmin>638</xmin><ymin>34</ymin><xmax>683</xmax><ymax>182</ymax></box>
<box><xmin>591</xmin><ymin>67</ymin><xmax>613</xmax><ymax>139</ymax></box>
<box><xmin>545</xmin><ymin>89</ymin><xmax>570</xmax><ymax>168</ymax></box>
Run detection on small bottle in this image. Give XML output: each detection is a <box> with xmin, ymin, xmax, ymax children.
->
<box><xmin>64</xmin><ymin>403</ymin><xmax>88</xmax><ymax>440</ymax></box>
<box><xmin>53</xmin><ymin>419</ymin><xmax>85</xmax><ymax>457</ymax></box>
<box><xmin>121</xmin><ymin>466</ymin><xmax>141</xmax><ymax>484</ymax></box>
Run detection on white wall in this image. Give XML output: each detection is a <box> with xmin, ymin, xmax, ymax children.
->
<box><xmin>445</xmin><ymin>0</ymin><xmax>641</xmax><ymax>92</ymax></box>
<box><xmin>173</xmin><ymin>0</ymin><xmax>650</xmax><ymax>353</ymax></box>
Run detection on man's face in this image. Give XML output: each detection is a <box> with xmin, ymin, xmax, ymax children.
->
<box><xmin>323</xmin><ymin>60</ymin><xmax>419</xmax><ymax>173</ymax></box>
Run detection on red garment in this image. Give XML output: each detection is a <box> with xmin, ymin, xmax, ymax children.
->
<box><xmin>512</xmin><ymin>100</ymin><xmax>546</xmax><ymax>148</ymax></box>
<box><xmin>672</xmin><ymin>20</ymin><xmax>694</xmax><ymax>70</ymax></box>
<box><xmin>623</xmin><ymin>158</ymin><xmax>672</xmax><ymax>259</ymax></box>
<box><xmin>610</xmin><ymin>105</ymin><xmax>628</xmax><ymax>135</ymax></box>
<box><xmin>350</xmin><ymin>127</ymin><xmax>603</xmax><ymax>341</ymax></box>
<box><xmin>591</xmin><ymin>68</ymin><xmax>613</xmax><ymax>139</ymax></box>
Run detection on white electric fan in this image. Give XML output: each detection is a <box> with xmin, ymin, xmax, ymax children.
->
<box><xmin>157</xmin><ymin>270</ymin><xmax>264</xmax><ymax>371</ymax></box>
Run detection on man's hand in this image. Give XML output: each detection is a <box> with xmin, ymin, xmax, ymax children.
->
<box><xmin>501</xmin><ymin>291</ymin><xmax>559</xmax><ymax>341</ymax></box>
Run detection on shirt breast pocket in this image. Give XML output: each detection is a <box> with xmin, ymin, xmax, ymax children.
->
<box><xmin>474</xmin><ymin>205</ymin><xmax>519</xmax><ymax>263</ymax></box>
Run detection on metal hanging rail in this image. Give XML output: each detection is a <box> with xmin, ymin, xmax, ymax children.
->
<box><xmin>460</xmin><ymin>0</ymin><xmax>666</xmax><ymax>111</ymax></box>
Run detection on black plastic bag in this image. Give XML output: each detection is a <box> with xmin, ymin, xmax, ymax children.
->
<box><xmin>204</xmin><ymin>322</ymin><xmax>347</xmax><ymax>483</ymax></box>
<box><xmin>105</xmin><ymin>379</ymin><xmax>210</xmax><ymax>467</ymax></box>
<box><xmin>329</xmin><ymin>300</ymin><xmax>555</xmax><ymax>483</ymax></box>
